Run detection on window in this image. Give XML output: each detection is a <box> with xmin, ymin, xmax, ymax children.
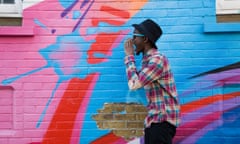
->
<box><xmin>0</xmin><ymin>0</ymin><xmax>22</xmax><ymax>17</ymax></box>
<box><xmin>216</xmin><ymin>0</ymin><xmax>240</xmax><ymax>22</ymax></box>
<box><xmin>216</xmin><ymin>0</ymin><xmax>240</xmax><ymax>14</ymax></box>
<box><xmin>0</xmin><ymin>86</ymin><xmax>14</xmax><ymax>130</ymax></box>
<box><xmin>203</xmin><ymin>0</ymin><xmax>240</xmax><ymax>33</ymax></box>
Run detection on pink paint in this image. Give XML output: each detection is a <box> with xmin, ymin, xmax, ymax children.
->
<box><xmin>180</xmin><ymin>119</ymin><xmax>222</xmax><ymax>144</ymax></box>
<box><xmin>0</xmin><ymin>26</ymin><xmax>35</xmax><ymax>36</ymax></box>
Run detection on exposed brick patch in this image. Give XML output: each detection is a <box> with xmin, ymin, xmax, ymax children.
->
<box><xmin>92</xmin><ymin>103</ymin><xmax>147</xmax><ymax>140</ymax></box>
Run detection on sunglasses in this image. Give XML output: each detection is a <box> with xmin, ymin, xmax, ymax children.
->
<box><xmin>133</xmin><ymin>33</ymin><xmax>145</xmax><ymax>39</ymax></box>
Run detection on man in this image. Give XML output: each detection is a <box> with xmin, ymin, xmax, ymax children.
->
<box><xmin>124</xmin><ymin>19</ymin><xmax>180</xmax><ymax>144</ymax></box>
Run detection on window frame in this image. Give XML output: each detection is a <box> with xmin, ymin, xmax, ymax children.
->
<box><xmin>216</xmin><ymin>0</ymin><xmax>240</xmax><ymax>14</ymax></box>
<box><xmin>0</xmin><ymin>0</ymin><xmax>22</xmax><ymax>17</ymax></box>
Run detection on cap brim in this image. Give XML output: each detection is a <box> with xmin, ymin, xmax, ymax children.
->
<box><xmin>132</xmin><ymin>24</ymin><xmax>144</xmax><ymax>34</ymax></box>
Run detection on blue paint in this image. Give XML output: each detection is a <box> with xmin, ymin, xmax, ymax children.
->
<box><xmin>35</xmin><ymin>26</ymin><xmax>126</xmax><ymax>127</ymax></box>
<box><xmin>73</xmin><ymin>10</ymin><xmax>81</xmax><ymax>19</ymax></box>
<box><xmin>34</xmin><ymin>18</ymin><xmax>48</xmax><ymax>29</ymax></box>
<box><xmin>61</xmin><ymin>0</ymin><xmax>88</xmax><ymax>18</ymax></box>
<box><xmin>87</xmin><ymin>24</ymin><xmax>128</xmax><ymax>35</ymax></box>
<box><xmin>61</xmin><ymin>0</ymin><xmax>79</xmax><ymax>17</ymax></box>
<box><xmin>2</xmin><ymin>66</ymin><xmax>47</xmax><ymax>85</ymax></box>
<box><xmin>36</xmin><ymin>80</ymin><xmax>61</xmax><ymax>128</ymax></box>
<box><xmin>196</xmin><ymin>106</ymin><xmax>240</xmax><ymax>144</ymax></box>
<box><xmin>34</xmin><ymin>18</ymin><xmax>56</xmax><ymax>34</ymax></box>
<box><xmin>35</xmin><ymin>31</ymin><xmax>94</xmax><ymax>127</ymax></box>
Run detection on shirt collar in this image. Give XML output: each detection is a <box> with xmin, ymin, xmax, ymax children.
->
<box><xmin>143</xmin><ymin>48</ymin><xmax>158</xmax><ymax>59</ymax></box>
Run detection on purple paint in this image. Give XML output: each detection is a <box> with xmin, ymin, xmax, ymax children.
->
<box><xmin>72</xmin><ymin>0</ymin><xmax>94</xmax><ymax>32</ymax></box>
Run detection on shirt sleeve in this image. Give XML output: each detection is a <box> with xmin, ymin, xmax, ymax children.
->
<box><xmin>124</xmin><ymin>54</ymin><xmax>163</xmax><ymax>90</ymax></box>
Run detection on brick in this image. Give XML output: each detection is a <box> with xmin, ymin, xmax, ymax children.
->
<box><xmin>92</xmin><ymin>102</ymin><xmax>147</xmax><ymax>140</ymax></box>
<box><xmin>114</xmin><ymin>114</ymin><xmax>136</xmax><ymax>121</ymax></box>
<box><xmin>136</xmin><ymin>113</ymin><xmax>147</xmax><ymax>120</ymax></box>
<box><xmin>178</xmin><ymin>1</ymin><xmax>203</xmax><ymax>8</ymax></box>
<box><xmin>92</xmin><ymin>113</ymin><xmax>113</xmax><ymax>120</ymax></box>
<box><xmin>98</xmin><ymin>103</ymin><xmax>125</xmax><ymax>113</ymax></box>
<box><xmin>102</xmin><ymin>121</ymin><xmax>126</xmax><ymax>129</ymax></box>
<box><xmin>127</xmin><ymin>122</ymin><xmax>144</xmax><ymax>129</ymax></box>
<box><xmin>125</xmin><ymin>104</ymin><xmax>147</xmax><ymax>113</ymax></box>
<box><xmin>0</xmin><ymin>106</ymin><xmax>12</xmax><ymax>113</ymax></box>
<box><xmin>0</xmin><ymin>138</ymin><xmax>8</xmax><ymax>144</ymax></box>
<box><xmin>8</xmin><ymin>138</ymin><xmax>29</xmax><ymax>144</ymax></box>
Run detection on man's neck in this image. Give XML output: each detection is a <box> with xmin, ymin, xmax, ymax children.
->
<box><xmin>143</xmin><ymin>45</ymin><xmax>153</xmax><ymax>55</ymax></box>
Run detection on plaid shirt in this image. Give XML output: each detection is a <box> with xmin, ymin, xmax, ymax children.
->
<box><xmin>124</xmin><ymin>49</ymin><xmax>180</xmax><ymax>128</ymax></box>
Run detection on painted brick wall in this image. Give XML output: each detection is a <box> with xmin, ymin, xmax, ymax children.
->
<box><xmin>0</xmin><ymin>0</ymin><xmax>240</xmax><ymax>144</ymax></box>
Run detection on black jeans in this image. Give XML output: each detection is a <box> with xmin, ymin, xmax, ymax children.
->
<box><xmin>144</xmin><ymin>121</ymin><xmax>176</xmax><ymax>144</ymax></box>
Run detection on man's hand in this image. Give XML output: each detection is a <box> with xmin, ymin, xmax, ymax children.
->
<box><xmin>124</xmin><ymin>38</ymin><xmax>134</xmax><ymax>56</ymax></box>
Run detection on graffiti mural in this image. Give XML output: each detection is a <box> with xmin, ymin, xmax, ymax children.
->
<box><xmin>0</xmin><ymin>0</ymin><xmax>240</xmax><ymax>144</ymax></box>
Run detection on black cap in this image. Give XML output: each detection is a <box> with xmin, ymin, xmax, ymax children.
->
<box><xmin>132</xmin><ymin>19</ymin><xmax>162</xmax><ymax>48</ymax></box>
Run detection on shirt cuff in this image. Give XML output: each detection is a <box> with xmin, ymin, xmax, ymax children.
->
<box><xmin>124</xmin><ymin>55</ymin><xmax>135</xmax><ymax>65</ymax></box>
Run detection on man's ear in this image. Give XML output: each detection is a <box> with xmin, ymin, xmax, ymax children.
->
<box><xmin>143</xmin><ymin>37</ymin><xmax>149</xmax><ymax>43</ymax></box>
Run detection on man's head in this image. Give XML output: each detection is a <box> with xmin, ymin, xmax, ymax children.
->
<box><xmin>132</xmin><ymin>19</ymin><xmax>162</xmax><ymax>55</ymax></box>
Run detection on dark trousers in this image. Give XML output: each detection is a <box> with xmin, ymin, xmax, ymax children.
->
<box><xmin>144</xmin><ymin>121</ymin><xmax>176</xmax><ymax>144</ymax></box>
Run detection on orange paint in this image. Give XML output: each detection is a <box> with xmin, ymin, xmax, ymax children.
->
<box><xmin>125</xmin><ymin>0</ymin><xmax>148</xmax><ymax>17</ymax></box>
<box><xmin>90</xmin><ymin>132</ymin><xmax>125</xmax><ymax>144</ymax></box>
<box><xmin>42</xmin><ymin>74</ymin><xmax>98</xmax><ymax>144</ymax></box>
<box><xmin>100</xmin><ymin>5</ymin><xmax>130</xmax><ymax>18</ymax></box>
<box><xmin>92</xmin><ymin>19</ymin><xmax>126</xmax><ymax>26</ymax></box>
<box><xmin>87</xmin><ymin>32</ymin><xmax>122</xmax><ymax>64</ymax></box>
